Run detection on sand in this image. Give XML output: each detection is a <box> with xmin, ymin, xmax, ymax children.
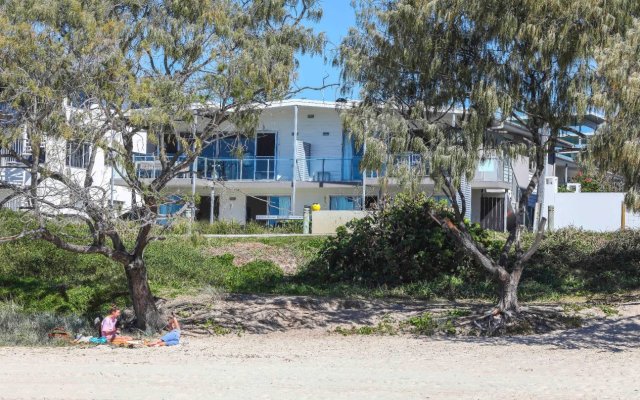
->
<box><xmin>1</xmin><ymin>303</ymin><xmax>639</xmax><ymax>400</ymax></box>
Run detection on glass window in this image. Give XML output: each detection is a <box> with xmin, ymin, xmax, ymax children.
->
<box><xmin>65</xmin><ymin>141</ymin><xmax>91</xmax><ymax>168</ymax></box>
<box><xmin>478</xmin><ymin>159</ymin><xmax>496</xmax><ymax>172</ymax></box>
<box><xmin>330</xmin><ymin>196</ymin><xmax>359</xmax><ymax>210</ymax></box>
<box><xmin>158</xmin><ymin>195</ymin><xmax>185</xmax><ymax>217</ymax></box>
<box><xmin>268</xmin><ymin>196</ymin><xmax>291</xmax><ymax>216</ymax></box>
<box><xmin>342</xmin><ymin>133</ymin><xmax>364</xmax><ymax>181</ymax></box>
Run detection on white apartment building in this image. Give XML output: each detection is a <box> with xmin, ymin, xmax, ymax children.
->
<box><xmin>124</xmin><ymin>99</ymin><xmax>536</xmax><ymax>231</ymax></box>
<box><xmin>0</xmin><ymin>99</ymin><xmax>600</xmax><ymax>232</ymax></box>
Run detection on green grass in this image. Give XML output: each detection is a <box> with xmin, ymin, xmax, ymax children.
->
<box><xmin>1</xmin><ymin>226</ymin><xmax>640</xmax><ymax>323</ymax></box>
<box><xmin>334</xmin><ymin>316</ymin><xmax>397</xmax><ymax>336</ymax></box>
<box><xmin>404</xmin><ymin>312</ymin><xmax>457</xmax><ymax>336</ymax></box>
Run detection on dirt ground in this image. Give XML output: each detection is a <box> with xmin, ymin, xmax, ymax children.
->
<box><xmin>205</xmin><ymin>242</ymin><xmax>301</xmax><ymax>273</ymax></box>
<box><xmin>1</xmin><ymin>302</ymin><xmax>639</xmax><ymax>400</ymax></box>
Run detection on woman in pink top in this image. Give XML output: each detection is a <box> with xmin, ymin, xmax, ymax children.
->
<box><xmin>100</xmin><ymin>306</ymin><xmax>133</xmax><ymax>342</ymax></box>
<box><xmin>101</xmin><ymin>306</ymin><xmax>121</xmax><ymax>341</ymax></box>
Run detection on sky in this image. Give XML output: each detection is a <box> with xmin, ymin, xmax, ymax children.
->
<box><xmin>293</xmin><ymin>1</ymin><xmax>357</xmax><ymax>101</ymax></box>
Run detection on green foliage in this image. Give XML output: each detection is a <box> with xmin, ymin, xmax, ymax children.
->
<box><xmin>0</xmin><ymin>236</ymin><xmax>310</xmax><ymax>317</ymax></box>
<box><xmin>404</xmin><ymin>312</ymin><xmax>458</xmax><ymax>336</ymax></box>
<box><xmin>1</xmin><ymin>227</ymin><xmax>640</xmax><ymax>318</ymax></box>
<box><xmin>169</xmin><ymin>219</ymin><xmax>303</xmax><ymax>235</ymax></box>
<box><xmin>302</xmin><ymin>193</ymin><xmax>493</xmax><ymax>286</ymax></box>
<box><xmin>339</xmin><ymin>0</ymin><xmax>636</xmax><ymax>192</ymax></box>
<box><xmin>597</xmin><ymin>304</ymin><xmax>619</xmax><ymax>317</ymax></box>
<box><xmin>339</xmin><ymin>0</ymin><xmax>640</xmax><ymax>309</ymax></box>
<box><xmin>0</xmin><ymin>238</ymin><xmax>126</xmax><ymax>315</ymax></box>
<box><xmin>0</xmin><ymin>0</ymin><xmax>325</xmax><ymax>326</ymax></box>
<box><xmin>559</xmin><ymin>171</ymin><xmax>618</xmax><ymax>193</ymax></box>
<box><xmin>406</xmin><ymin>313</ymin><xmax>439</xmax><ymax>336</ymax></box>
<box><xmin>590</xmin><ymin>18</ymin><xmax>640</xmax><ymax>211</ymax></box>
<box><xmin>224</xmin><ymin>260</ymin><xmax>284</xmax><ymax>292</ymax></box>
<box><xmin>334</xmin><ymin>316</ymin><xmax>396</xmax><ymax>336</ymax></box>
<box><xmin>199</xmin><ymin>319</ymin><xmax>232</xmax><ymax>336</ymax></box>
<box><xmin>521</xmin><ymin>229</ymin><xmax>640</xmax><ymax>298</ymax></box>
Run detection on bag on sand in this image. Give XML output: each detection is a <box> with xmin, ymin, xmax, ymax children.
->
<box><xmin>48</xmin><ymin>327</ymin><xmax>71</xmax><ymax>341</ymax></box>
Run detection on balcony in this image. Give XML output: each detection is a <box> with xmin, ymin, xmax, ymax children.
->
<box><xmin>131</xmin><ymin>153</ymin><xmax>459</xmax><ymax>185</ymax></box>
<box><xmin>472</xmin><ymin>158</ymin><xmax>513</xmax><ymax>185</ymax></box>
<box><xmin>132</xmin><ymin>153</ymin><xmax>436</xmax><ymax>183</ymax></box>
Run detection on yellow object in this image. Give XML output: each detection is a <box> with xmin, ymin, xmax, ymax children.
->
<box><xmin>311</xmin><ymin>203</ymin><xmax>321</xmax><ymax>211</ymax></box>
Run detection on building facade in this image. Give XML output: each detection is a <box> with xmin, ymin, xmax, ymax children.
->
<box><xmin>121</xmin><ymin>99</ymin><xmax>533</xmax><ymax>231</ymax></box>
<box><xmin>3</xmin><ymin>99</ymin><xmax>600</xmax><ymax>232</ymax></box>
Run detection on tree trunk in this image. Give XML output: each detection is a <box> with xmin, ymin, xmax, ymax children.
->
<box><xmin>497</xmin><ymin>272</ymin><xmax>521</xmax><ymax>313</ymax></box>
<box><xmin>124</xmin><ymin>256</ymin><xmax>159</xmax><ymax>330</ymax></box>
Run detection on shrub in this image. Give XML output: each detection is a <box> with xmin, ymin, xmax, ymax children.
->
<box><xmin>302</xmin><ymin>193</ymin><xmax>494</xmax><ymax>286</ymax></box>
<box><xmin>0</xmin><ymin>302</ymin><xmax>91</xmax><ymax>346</ymax></box>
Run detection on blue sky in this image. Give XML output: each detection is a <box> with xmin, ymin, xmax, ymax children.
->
<box><xmin>293</xmin><ymin>1</ymin><xmax>357</xmax><ymax>101</ymax></box>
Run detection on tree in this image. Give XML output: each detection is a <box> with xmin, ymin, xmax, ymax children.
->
<box><xmin>0</xmin><ymin>0</ymin><xmax>323</xmax><ymax>329</ymax></box>
<box><xmin>338</xmin><ymin>0</ymin><xmax>635</xmax><ymax>319</ymax></box>
<box><xmin>590</xmin><ymin>18</ymin><xmax>640</xmax><ymax>210</ymax></box>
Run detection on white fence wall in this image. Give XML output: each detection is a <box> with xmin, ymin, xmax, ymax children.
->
<box><xmin>553</xmin><ymin>193</ymin><xmax>626</xmax><ymax>231</ymax></box>
<box><xmin>550</xmin><ymin>192</ymin><xmax>640</xmax><ymax>231</ymax></box>
<box><xmin>543</xmin><ymin>177</ymin><xmax>640</xmax><ymax>231</ymax></box>
<box><xmin>311</xmin><ymin>210</ymin><xmax>369</xmax><ymax>234</ymax></box>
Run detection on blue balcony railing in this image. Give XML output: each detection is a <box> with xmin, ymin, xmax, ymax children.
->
<box><xmin>132</xmin><ymin>153</ymin><xmax>432</xmax><ymax>182</ymax></box>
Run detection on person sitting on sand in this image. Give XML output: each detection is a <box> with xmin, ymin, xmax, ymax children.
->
<box><xmin>101</xmin><ymin>306</ymin><xmax>132</xmax><ymax>342</ymax></box>
<box><xmin>148</xmin><ymin>316</ymin><xmax>181</xmax><ymax>347</ymax></box>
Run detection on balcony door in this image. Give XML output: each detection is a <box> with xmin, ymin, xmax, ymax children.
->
<box><xmin>255</xmin><ymin>132</ymin><xmax>276</xmax><ymax>180</ymax></box>
<box><xmin>342</xmin><ymin>134</ymin><xmax>364</xmax><ymax>181</ymax></box>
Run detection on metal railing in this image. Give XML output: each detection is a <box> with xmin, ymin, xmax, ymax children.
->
<box><xmin>132</xmin><ymin>153</ymin><xmax>435</xmax><ymax>182</ymax></box>
<box><xmin>473</xmin><ymin>157</ymin><xmax>513</xmax><ymax>184</ymax></box>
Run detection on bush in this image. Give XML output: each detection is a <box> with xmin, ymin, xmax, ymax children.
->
<box><xmin>0</xmin><ymin>302</ymin><xmax>91</xmax><ymax>346</ymax></box>
<box><xmin>521</xmin><ymin>228</ymin><xmax>640</xmax><ymax>297</ymax></box>
<box><xmin>302</xmin><ymin>193</ymin><xmax>493</xmax><ymax>286</ymax></box>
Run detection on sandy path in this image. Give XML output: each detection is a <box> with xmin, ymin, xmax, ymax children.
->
<box><xmin>2</xmin><ymin>307</ymin><xmax>640</xmax><ymax>400</ymax></box>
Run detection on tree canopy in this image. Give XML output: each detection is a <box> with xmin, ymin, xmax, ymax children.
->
<box><xmin>338</xmin><ymin>0</ymin><xmax>638</xmax><ymax>317</ymax></box>
<box><xmin>0</xmin><ymin>0</ymin><xmax>324</xmax><ymax>328</ymax></box>
<box><xmin>590</xmin><ymin>18</ymin><xmax>640</xmax><ymax>210</ymax></box>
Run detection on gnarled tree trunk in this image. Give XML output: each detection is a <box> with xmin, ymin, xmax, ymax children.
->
<box><xmin>124</xmin><ymin>256</ymin><xmax>159</xmax><ymax>330</ymax></box>
<box><xmin>497</xmin><ymin>270</ymin><xmax>522</xmax><ymax>313</ymax></box>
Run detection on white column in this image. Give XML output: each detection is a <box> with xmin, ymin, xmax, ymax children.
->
<box><xmin>291</xmin><ymin>105</ymin><xmax>298</xmax><ymax>215</ymax></box>
<box><xmin>361</xmin><ymin>135</ymin><xmax>367</xmax><ymax>210</ymax></box>
<box><xmin>209</xmin><ymin>185</ymin><xmax>215</xmax><ymax>224</ymax></box>
<box><xmin>190</xmin><ymin>114</ymin><xmax>198</xmax><ymax>224</ymax></box>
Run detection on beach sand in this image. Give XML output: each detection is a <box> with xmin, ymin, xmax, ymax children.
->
<box><xmin>1</xmin><ymin>302</ymin><xmax>639</xmax><ymax>400</ymax></box>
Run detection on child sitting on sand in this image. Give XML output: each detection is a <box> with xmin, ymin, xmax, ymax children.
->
<box><xmin>148</xmin><ymin>316</ymin><xmax>181</xmax><ymax>347</ymax></box>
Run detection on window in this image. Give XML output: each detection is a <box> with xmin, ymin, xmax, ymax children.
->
<box><xmin>268</xmin><ymin>196</ymin><xmax>291</xmax><ymax>217</ymax></box>
<box><xmin>330</xmin><ymin>195</ymin><xmax>378</xmax><ymax>211</ymax></box>
<box><xmin>66</xmin><ymin>141</ymin><xmax>91</xmax><ymax>168</ymax></box>
<box><xmin>330</xmin><ymin>196</ymin><xmax>359</xmax><ymax>211</ymax></box>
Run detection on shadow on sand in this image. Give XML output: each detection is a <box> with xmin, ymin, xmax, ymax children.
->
<box><xmin>169</xmin><ymin>293</ymin><xmax>640</xmax><ymax>352</ymax></box>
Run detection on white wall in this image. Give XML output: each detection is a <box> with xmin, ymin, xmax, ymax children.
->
<box><xmin>552</xmin><ymin>192</ymin><xmax>631</xmax><ymax>231</ymax></box>
<box><xmin>257</xmin><ymin>106</ymin><xmax>345</xmax><ymax>180</ymax></box>
<box><xmin>311</xmin><ymin>210</ymin><xmax>369</xmax><ymax>234</ymax></box>
<box><xmin>218</xmin><ymin>190</ymin><xmax>248</xmax><ymax>222</ymax></box>
<box><xmin>512</xmin><ymin>156</ymin><xmax>530</xmax><ymax>188</ymax></box>
<box><xmin>214</xmin><ymin>186</ymin><xmax>376</xmax><ymax>223</ymax></box>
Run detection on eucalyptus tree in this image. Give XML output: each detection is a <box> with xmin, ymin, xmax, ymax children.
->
<box><xmin>590</xmin><ymin>18</ymin><xmax>640</xmax><ymax>211</ymax></box>
<box><xmin>0</xmin><ymin>0</ymin><xmax>323</xmax><ymax>328</ymax></box>
<box><xmin>339</xmin><ymin>0</ymin><xmax>634</xmax><ymax>318</ymax></box>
